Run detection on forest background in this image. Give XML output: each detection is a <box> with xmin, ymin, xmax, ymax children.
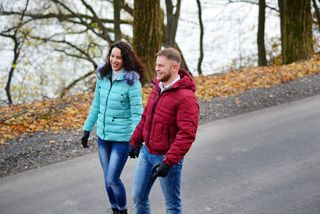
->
<box><xmin>1</xmin><ymin>0</ymin><xmax>320</xmax><ymax>144</ymax></box>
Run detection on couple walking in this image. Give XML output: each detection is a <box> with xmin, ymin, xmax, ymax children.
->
<box><xmin>81</xmin><ymin>41</ymin><xmax>199</xmax><ymax>214</ymax></box>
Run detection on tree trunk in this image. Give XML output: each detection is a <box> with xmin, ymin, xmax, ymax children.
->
<box><xmin>133</xmin><ymin>0</ymin><xmax>161</xmax><ymax>84</ymax></box>
<box><xmin>258</xmin><ymin>0</ymin><xmax>267</xmax><ymax>66</ymax></box>
<box><xmin>113</xmin><ymin>0</ymin><xmax>121</xmax><ymax>41</ymax></box>
<box><xmin>3</xmin><ymin>0</ymin><xmax>29</xmax><ymax>104</ymax></box>
<box><xmin>164</xmin><ymin>0</ymin><xmax>181</xmax><ymax>47</ymax></box>
<box><xmin>5</xmin><ymin>46</ymin><xmax>18</xmax><ymax>105</ymax></box>
<box><xmin>196</xmin><ymin>0</ymin><xmax>204</xmax><ymax>75</ymax></box>
<box><xmin>279</xmin><ymin>0</ymin><xmax>314</xmax><ymax>64</ymax></box>
<box><xmin>174</xmin><ymin>42</ymin><xmax>190</xmax><ymax>72</ymax></box>
<box><xmin>163</xmin><ymin>0</ymin><xmax>189</xmax><ymax>71</ymax></box>
<box><xmin>312</xmin><ymin>0</ymin><xmax>320</xmax><ymax>32</ymax></box>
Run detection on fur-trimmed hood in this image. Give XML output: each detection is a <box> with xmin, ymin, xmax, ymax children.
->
<box><xmin>96</xmin><ymin>65</ymin><xmax>140</xmax><ymax>85</ymax></box>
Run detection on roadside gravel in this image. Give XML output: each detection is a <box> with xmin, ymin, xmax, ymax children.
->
<box><xmin>1</xmin><ymin>73</ymin><xmax>320</xmax><ymax>178</ymax></box>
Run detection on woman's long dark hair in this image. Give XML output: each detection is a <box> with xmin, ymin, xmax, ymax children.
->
<box><xmin>100</xmin><ymin>41</ymin><xmax>144</xmax><ymax>83</ymax></box>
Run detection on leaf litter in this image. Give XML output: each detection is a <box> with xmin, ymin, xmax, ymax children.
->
<box><xmin>1</xmin><ymin>54</ymin><xmax>320</xmax><ymax>145</ymax></box>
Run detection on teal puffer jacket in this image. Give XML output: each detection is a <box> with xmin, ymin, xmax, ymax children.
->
<box><xmin>83</xmin><ymin>68</ymin><xmax>143</xmax><ymax>142</ymax></box>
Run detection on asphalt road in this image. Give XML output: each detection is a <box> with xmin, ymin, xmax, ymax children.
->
<box><xmin>1</xmin><ymin>95</ymin><xmax>320</xmax><ymax>214</ymax></box>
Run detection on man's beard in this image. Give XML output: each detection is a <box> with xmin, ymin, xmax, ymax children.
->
<box><xmin>158</xmin><ymin>72</ymin><xmax>171</xmax><ymax>82</ymax></box>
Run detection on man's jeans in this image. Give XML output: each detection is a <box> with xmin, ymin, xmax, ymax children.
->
<box><xmin>98</xmin><ymin>137</ymin><xmax>130</xmax><ymax>210</ymax></box>
<box><xmin>132</xmin><ymin>145</ymin><xmax>183</xmax><ymax>214</ymax></box>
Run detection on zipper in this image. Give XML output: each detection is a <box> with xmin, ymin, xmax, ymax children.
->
<box><xmin>102</xmin><ymin>77</ymin><xmax>113</xmax><ymax>139</ymax></box>
<box><xmin>146</xmin><ymin>89</ymin><xmax>161</xmax><ymax>148</ymax></box>
<box><xmin>167</xmin><ymin>127</ymin><xmax>171</xmax><ymax>149</ymax></box>
<box><xmin>112</xmin><ymin>116</ymin><xmax>129</xmax><ymax>122</ymax></box>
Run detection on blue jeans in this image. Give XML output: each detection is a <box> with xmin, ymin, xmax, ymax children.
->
<box><xmin>132</xmin><ymin>145</ymin><xmax>183</xmax><ymax>214</ymax></box>
<box><xmin>98</xmin><ymin>137</ymin><xmax>130</xmax><ymax>210</ymax></box>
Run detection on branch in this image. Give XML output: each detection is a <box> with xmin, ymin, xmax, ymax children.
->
<box><xmin>0</xmin><ymin>11</ymin><xmax>130</xmax><ymax>24</ymax></box>
<box><xmin>80</xmin><ymin>0</ymin><xmax>98</xmax><ymax>18</ymax></box>
<box><xmin>29</xmin><ymin>34</ymin><xmax>100</xmax><ymax>67</ymax></box>
<box><xmin>228</xmin><ymin>0</ymin><xmax>279</xmax><ymax>12</ymax></box>
<box><xmin>60</xmin><ymin>70</ymin><xmax>95</xmax><ymax>97</ymax></box>
<box><xmin>0</xmin><ymin>32</ymin><xmax>14</xmax><ymax>39</ymax></box>
<box><xmin>1</xmin><ymin>0</ymin><xmax>133</xmax><ymax>45</ymax></box>
<box><xmin>121</xmin><ymin>0</ymin><xmax>134</xmax><ymax>16</ymax></box>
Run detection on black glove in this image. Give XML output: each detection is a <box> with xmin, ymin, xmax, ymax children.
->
<box><xmin>81</xmin><ymin>131</ymin><xmax>90</xmax><ymax>148</ymax></box>
<box><xmin>152</xmin><ymin>161</ymin><xmax>170</xmax><ymax>178</ymax></box>
<box><xmin>128</xmin><ymin>145</ymin><xmax>141</xmax><ymax>159</ymax></box>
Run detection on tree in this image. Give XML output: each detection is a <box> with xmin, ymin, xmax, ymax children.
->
<box><xmin>133</xmin><ymin>0</ymin><xmax>161</xmax><ymax>83</ymax></box>
<box><xmin>312</xmin><ymin>0</ymin><xmax>320</xmax><ymax>32</ymax></box>
<box><xmin>0</xmin><ymin>0</ymin><xmax>29</xmax><ymax>104</ymax></box>
<box><xmin>196</xmin><ymin>0</ymin><xmax>204</xmax><ymax>75</ymax></box>
<box><xmin>114</xmin><ymin>0</ymin><xmax>122</xmax><ymax>41</ymax></box>
<box><xmin>0</xmin><ymin>0</ymin><xmax>189</xmax><ymax>102</ymax></box>
<box><xmin>228</xmin><ymin>0</ymin><xmax>278</xmax><ymax>67</ymax></box>
<box><xmin>0</xmin><ymin>0</ymin><xmax>133</xmax><ymax>101</ymax></box>
<box><xmin>164</xmin><ymin>0</ymin><xmax>181</xmax><ymax>47</ymax></box>
<box><xmin>278</xmin><ymin>0</ymin><xmax>314</xmax><ymax>64</ymax></box>
<box><xmin>163</xmin><ymin>0</ymin><xmax>189</xmax><ymax>71</ymax></box>
<box><xmin>257</xmin><ymin>0</ymin><xmax>267</xmax><ymax>66</ymax></box>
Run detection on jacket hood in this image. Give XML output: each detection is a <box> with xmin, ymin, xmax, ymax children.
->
<box><xmin>96</xmin><ymin>64</ymin><xmax>140</xmax><ymax>85</ymax></box>
<box><xmin>152</xmin><ymin>69</ymin><xmax>196</xmax><ymax>92</ymax></box>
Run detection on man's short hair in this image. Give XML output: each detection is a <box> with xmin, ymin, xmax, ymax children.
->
<box><xmin>156</xmin><ymin>48</ymin><xmax>181</xmax><ymax>64</ymax></box>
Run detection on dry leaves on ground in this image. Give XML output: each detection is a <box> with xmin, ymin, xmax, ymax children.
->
<box><xmin>1</xmin><ymin>54</ymin><xmax>320</xmax><ymax>144</ymax></box>
<box><xmin>195</xmin><ymin>54</ymin><xmax>320</xmax><ymax>99</ymax></box>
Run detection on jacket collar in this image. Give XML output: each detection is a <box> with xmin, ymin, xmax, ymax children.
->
<box><xmin>113</xmin><ymin>70</ymin><xmax>126</xmax><ymax>81</ymax></box>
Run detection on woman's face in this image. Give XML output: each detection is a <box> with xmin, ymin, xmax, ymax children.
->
<box><xmin>110</xmin><ymin>47</ymin><xmax>124</xmax><ymax>71</ymax></box>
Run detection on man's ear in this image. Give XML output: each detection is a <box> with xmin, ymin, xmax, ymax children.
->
<box><xmin>173</xmin><ymin>63</ymin><xmax>180</xmax><ymax>72</ymax></box>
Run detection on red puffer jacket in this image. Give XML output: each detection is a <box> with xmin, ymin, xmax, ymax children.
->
<box><xmin>130</xmin><ymin>69</ymin><xmax>199</xmax><ymax>167</ymax></box>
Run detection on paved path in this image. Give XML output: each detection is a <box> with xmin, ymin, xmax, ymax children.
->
<box><xmin>1</xmin><ymin>95</ymin><xmax>320</xmax><ymax>214</ymax></box>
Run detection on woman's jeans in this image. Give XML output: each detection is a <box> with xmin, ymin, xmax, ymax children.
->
<box><xmin>98</xmin><ymin>137</ymin><xmax>130</xmax><ymax>210</ymax></box>
<box><xmin>132</xmin><ymin>145</ymin><xmax>183</xmax><ymax>214</ymax></box>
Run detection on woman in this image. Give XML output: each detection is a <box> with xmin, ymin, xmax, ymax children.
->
<box><xmin>81</xmin><ymin>41</ymin><xmax>144</xmax><ymax>214</ymax></box>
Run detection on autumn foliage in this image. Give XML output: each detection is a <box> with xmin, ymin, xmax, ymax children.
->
<box><xmin>1</xmin><ymin>54</ymin><xmax>320</xmax><ymax>144</ymax></box>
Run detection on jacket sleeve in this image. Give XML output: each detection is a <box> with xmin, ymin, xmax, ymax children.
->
<box><xmin>128</xmin><ymin>81</ymin><xmax>143</xmax><ymax>132</ymax></box>
<box><xmin>163</xmin><ymin>95</ymin><xmax>199</xmax><ymax>167</ymax></box>
<box><xmin>130</xmin><ymin>107</ymin><xmax>146</xmax><ymax>148</ymax></box>
<box><xmin>83</xmin><ymin>77</ymin><xmax>100</xmax><ymax>132</ymax></box>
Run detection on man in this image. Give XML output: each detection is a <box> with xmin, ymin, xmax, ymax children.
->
<box><xmin>129</xmin><ymin>47</ymin><xmax>199</xmax><ymax>214</ymax></box>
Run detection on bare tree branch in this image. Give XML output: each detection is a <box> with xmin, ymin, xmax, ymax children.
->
<box><xmin>0</xmin><ymin>10</ymin><xmax>131</xmax><ymax>24</ymax></box>
<box><xmin>60</xmin><ymin>70</ymin><xmax>95</xmax><ymax>97</ymax></box>
<box><xmin>228</xmin><ymin>0</ymin><xmax>279</xmax><ymax>12</ymax></box>
<box><xmin>120</xmin><ymin>0</ymin><xmax>133</xmax><ymax>16</ymax></box>
<box><xmin>30</xmin><ymin>35</ymin><xmax>99</xmax><ymax>66</ymax></box>
<box><xmin>0</xmin><ymin>0</ymin><xmax>135</xmax><ymax>100</ymax></box>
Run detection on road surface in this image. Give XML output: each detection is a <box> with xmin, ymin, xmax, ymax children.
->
<box><xmin>1</xmin><ymin>95</ymin><xmax>320</xmax><ymax>214</ymax></box>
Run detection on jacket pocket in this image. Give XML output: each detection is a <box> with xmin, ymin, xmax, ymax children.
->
<box><xmin>119</xmin><ymin>93</ymin><xmax>129</xmax><ymax>106</ymax></box>
<box><xmin>112</xmin><ymin>116</ymin><xmax>129</xmax><ymax>122</ymax></box>
<box><xmin>150</xmin><ymin>122</ymin><xmax>170</xmax><ymax>152</ymax></box>
<box><xmin>120</xmin><ymin>93</ymin><xmax>129</xmax><ymax>103</ymax></box>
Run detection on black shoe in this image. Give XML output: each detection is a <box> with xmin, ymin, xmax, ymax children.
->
<box><xmin>118</xmin><ymin>209</ymin><xmax>127</xmax><ymax>214</ymax></box>
<box><xmin>112</xmin><ymin>208</ymin><xmax>119</xmax><ymax>214</ymax></box>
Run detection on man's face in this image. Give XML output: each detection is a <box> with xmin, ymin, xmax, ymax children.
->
<box><xmin>155</xmin><ymin>56</ymin><xmax>177</xmax><ymax>83</ymax></box>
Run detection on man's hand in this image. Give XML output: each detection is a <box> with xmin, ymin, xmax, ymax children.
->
<box><xmin>81</xmin><ymin>131</ymin><xmax>90</xmax><ymax>148</ymax></box>
<box><xmin>152</xmin><ymin>161</ymin><xmax>170</xmax><ymax>178</ymax></box>
<box><xmin>128</xmin><ymin>145</ymin><xmax>141</xmax><ymax>159</ymax></box>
